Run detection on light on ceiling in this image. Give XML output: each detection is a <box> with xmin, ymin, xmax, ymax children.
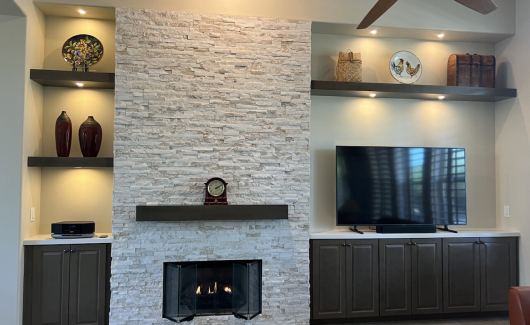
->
<box><xmin>78</xmin><ymin>9</ymin><xmax>86</xmax><ymax>15</ymax></box>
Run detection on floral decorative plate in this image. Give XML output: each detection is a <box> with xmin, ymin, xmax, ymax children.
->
<box><xmin>389</xmin><ymin>51</ymin><xmax>422</xmax><ymax>84</ymax></box>
<box><xmin>62</xmin><ymin>34</ymin><xmax>104</xmax><ymax>69</ymax></box>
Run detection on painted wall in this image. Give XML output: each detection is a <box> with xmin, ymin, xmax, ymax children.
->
<box><xmin>36</xmin><ymin>0</ymin><xmax>516</xmax><ymax>36</ymax></box>
<box><xmin>495</xmin><ymin>0</ymin><xmax>530</xmax><ymax>285</ymax></box>
<box><xmin>311</xmin><ymin>34</ymin><xmax>497</xmax><ymax>231</ymax></box>
<box><xmin>0</xmin><ymin>14</ymin><xmax>27</xmax><ymax>325</ymax></box>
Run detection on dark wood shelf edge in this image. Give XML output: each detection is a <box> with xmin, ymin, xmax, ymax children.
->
<box><xmin>28</xmin><ymin>157</ymin><xmax>113</xmax><ymax>168</ymax></box>
<box><xmin>136</xmin><ymin>205</ymin><xmax>288</xmax><ymax>221</ymax></box>
<box><xmin>311</xmin><ymin>80</ymin><xmax>517</xmax><ymax>102</ymax></box>
<box><xmin>30</xmin><ymin>69</ymin><xmax>115</xmax><ymax>89</ymax></box>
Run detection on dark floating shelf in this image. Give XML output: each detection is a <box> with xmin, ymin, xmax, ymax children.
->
<box><xmin>30</xmin><ymin>69</ymin><xmax>115</xmax><ymax>89</ymax></box>
<box><xmin>311</xmin><ymin>80</ymin><xmax>517</xmax><ymax>102</ymax></box>
<box><xmin>136</xmin><ymin>205</ymin><xmax>288</xmax><ymax>222</ymax></box>
<box><xmin>28</xmin><ymin>157</ymin><xmax>113</xmax><ymax>168</ymax></box>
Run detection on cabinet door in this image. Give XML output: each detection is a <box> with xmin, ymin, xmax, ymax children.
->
<box><xmin>411</xmin><ymin>238</ymin><xmax>442</xmax><ymax>314</ymax></box>
<box><xmin>443</xmin><ymin>238</ymin><xmax>480</xmax><ymax>313</ymax></box>
<box><xmin>480</xmin><ymin>237</ymin><xmax>517</xmax><ymax>311</ymax></box>
<box><xmin>31</xmin><ymin>245</ymin><xmax>70</xmax><ymax>325</ymax></box>
<box><xmin>311</xmin><ymin>240</ymin><xmax>346</xmax><ymax>319</ymax></box>
<box><xmin>379</xmin><ymin>239</ymin><xmax>411</xmax><ymax>316</ymax></box>
<box><xmin>345</xmin><ymin>240</ymin><xmax>379</xmax><ymax>318</ymax></box>
<box><xmin>68</xmin><ymin>244</ymin><xmax>107</xmax><ymax>325</ymax></box>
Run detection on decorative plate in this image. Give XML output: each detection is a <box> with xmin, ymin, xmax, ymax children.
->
<box><xmin>389</xmin><ymin>51</ymin><xmax>422</xmax><ymax>84</ymax></box>
<box><xmin>62</xmin><ymin>34</ymin><xmax>104</xmax><ymax>68</ymax></box>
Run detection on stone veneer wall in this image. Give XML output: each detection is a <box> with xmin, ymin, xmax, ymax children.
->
<box><xmin>111</xmin><ymin>8</ymin><xmax>311</xmax><ymax>324</ymax></box>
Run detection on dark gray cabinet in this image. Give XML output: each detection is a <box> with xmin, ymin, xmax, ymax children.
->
<box><xmin>311</xmin><ymin>239</ymin><xmax>378</xmax><ymax>319</ymax></box>
<box><xmin>443</xmin><ymin>237</ymin><xmax>517</xmax><ymax>313</ymax></box>
<box><xmin>24</xmin><ymin>244</ymin><xmax>111</xmax><ymax>325</ymax></box>
<box><xmin>379</xmin><ymin>238</ymin><xmax>442</xmax><ymax>316</ymax></box>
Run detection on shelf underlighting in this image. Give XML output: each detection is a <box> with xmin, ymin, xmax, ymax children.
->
<box><xmin>78</xmin><ymin>9</ymin><xmax>86</xmax><ymax>15</ymax></box>
<box><xmin>438</xmin><ymin>95</ymin><xmax>445</xmax><ymax>100</ymax></box>
<box><xmin>369</xmin><ymin>93</ymin><xmax>377</xmax><ymax>98</ymax></box>
<box><xmin>76</xmin><ymin>82</ymin><xmax>84</xmax><ymax>87</ymax></box>
<box><xmin>437</xmin><ymin>33</ymin><xmax>445</xmax><ymax>39</ymax></box>
<box><xmin>370</xmin><ymin>30</ymin><xmax>377</xmax><ymax>35</ymax></box>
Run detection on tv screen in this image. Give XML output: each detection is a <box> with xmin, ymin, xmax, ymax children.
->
<box><xmin>336</xmin><ymin>146</ymin><xmax>467</xmax><ymax>226</ymax></box>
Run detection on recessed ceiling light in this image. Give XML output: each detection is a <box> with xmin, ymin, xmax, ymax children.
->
<box><xmin>438</xmin><ymin>95</ymin><xmax>445</xmax><ymax>100</ymax></box>
<box><xmin>370</xmin><ymin>93</ymin><xmax>377</xmax><ymax>98</ymax></box>
<box><xmin>437</xmin><ymin>33</ymin><xmax>445</xmax><ymax>39</ymax></box>
<box><xmin>76</xmin><ymin>82</ymin><xmax>84</xmax><ymax>87</ymax></box>
<box><xmin>78</xmin><ymin>9</ymin><xmax>86</xmax><ymax>15</ymax></box>
<box><xmin>370</xmin><ymin>30</ymin><xmax>377</xmax><ymax>35</ymax></box>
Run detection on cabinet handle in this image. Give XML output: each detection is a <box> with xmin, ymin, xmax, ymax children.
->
<box><xmin>475</xmin><ymin>241</ymin><xmax>481</xmax><ymax>244</ymax></box>
<box><xmin>480</xmin><ymin>241</ymin><xmax>485</xmax><ymax>245</ymax></box>
<box><xmin>346</xmin><ymin>243</ymin><xmax>352</xmax><ymax>247</ymax></box>
<box><xmin>407</xmin><ymin>242</ymin><xmax>413</xmax><ymax>246</ymax></box>
<box><xmin>63</xmin><ymin>249</ymin><xmax>69</xmax><ymax>253</ymax></box>
<box><xmin>70</xmin><ymin>249</ymin><xmax>76</xmax><ymax>253</ymax></box>
<box><xmin>341</xmin><ymin>243</ymin><xmax>346</xmax><ymax>246</ymax></box>
<box><xmin>411</xmin><ymin>242</ymin><xmax>417</xmax><ymax>245</ymax></box>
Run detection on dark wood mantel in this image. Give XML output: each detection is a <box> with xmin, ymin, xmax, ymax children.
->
<box><xmin>136</xmin><ymin>205</ymin><xmax>288</xmax><ymax>222</ymax></box>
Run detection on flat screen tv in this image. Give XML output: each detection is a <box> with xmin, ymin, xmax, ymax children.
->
<box><xmin>336</xmin><ymin>146</ymin><xmax>467</xmax><ymax>231</ymax></box>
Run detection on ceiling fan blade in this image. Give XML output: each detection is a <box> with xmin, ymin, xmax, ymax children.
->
<box><xmin>357</xmin><ymin>0</ymin><xmax>398</xmax><ymax>29</ymax></box>
<box><xmin>454</xmin><ymin>0</ymin><xmax>497</xmax><ymax>14</ymax></box>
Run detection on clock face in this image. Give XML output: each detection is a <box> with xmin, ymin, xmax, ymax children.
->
<box><xmin>207</xmin><ymin>179</ymin><xmax>225</xmax><ymax>197</ymax></box>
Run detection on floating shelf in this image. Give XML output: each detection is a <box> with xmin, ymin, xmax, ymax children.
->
<box><xmin>311</xmin><ymin>80</ymin><xmax>517</xmax><ymax>102</ymax></box>
<box><xmin>30</xmin><ymin>69</ymin><xmax>115</xmax><ymax>89</ymax></box>
<box><xmin>28</xmin><ymin>157</ymin><xmax>113</xmax><ymax>168</ymax></box>
<box><xmin>136</xmin><ymin>205</ymin><xmax>288</xmax><ymax>222</ymax></box>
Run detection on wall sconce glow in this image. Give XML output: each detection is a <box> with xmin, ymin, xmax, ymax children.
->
<box><xmin>437</xmin><ymin>33</ymin><xmax>445</xmax><ymax>39</ymax></box>
<box><xmin>370</xmin><ymin>93</ymin><xmax>377</xmax><ymax>98</ymax></box>
<box><xmin>438</xmin><ymin>95</ymin><xmax>445</xmax><ymax>100</ymax></box>
<box><xmin>370</xmin><ymin>30</ymin><xmax>377</xmax><ymax>35</ymax></box>
<box><xmin>78</xmin><ymin>9</ymin><xmax>86</xmax><ymax>15</ymax></box>
<box><xmin>76</xmin><ymin>82</ymin><xmax>84</xmax><ymax>87</ymax></box>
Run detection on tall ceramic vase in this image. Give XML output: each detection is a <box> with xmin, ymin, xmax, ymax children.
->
<box><xmin>79</xmin><ymin>116</ymin><xmax>102</xmax><ymax>157</ymax></box>
<box><xmin>55</xmin><ymin>111</ymin><xmax>72</xmax><ymax>157</ymax></box>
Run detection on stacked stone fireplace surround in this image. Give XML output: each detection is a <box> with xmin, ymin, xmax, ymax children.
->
<box><xmin>111</xmin><ymin>8</ymin><xmax>311</xmax><ymax>324</ymax></box>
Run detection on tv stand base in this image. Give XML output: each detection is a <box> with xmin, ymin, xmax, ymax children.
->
<box><xmin>437</xmin><ymin>225</ymin><xmax>458</xmax><ymax>233</ymax></box>
<box><xmin>349</xmin><ymin>226</ymin><xmax>364</xmax><ymax>234</ymax></box>
<box><xmin>376</xmin><ymin>225</ymin><xmax>436</xmax><ymax>233</ymax></box>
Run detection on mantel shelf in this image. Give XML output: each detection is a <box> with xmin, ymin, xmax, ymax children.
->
<box><xmin>136</xmin><ymin>205</ymin><xmax>288</xmax><ymax>222</ymax></box>
<box><xmin>311</xmin><ymin>80</ymin><xmax>517</xmax><ymax>102</ymax></box>
<box><xmin>30</xmin><ymin>69</ymin><xmax>115</xmax><ymax>89</ymax></box>
<box><xmin>28</xmin><ymin>157</ymin><xmax>113</xmax><ymax>168</ymax></box>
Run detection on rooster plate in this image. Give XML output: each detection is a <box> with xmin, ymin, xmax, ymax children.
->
<box><xmin>390</xmin><ymin>51</ymin><xmax>422</xmax><ymax>84</ymax></box>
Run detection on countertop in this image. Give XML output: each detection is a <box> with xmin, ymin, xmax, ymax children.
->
<box><xmin>310</xmin><ymin>229</ymin><xmax>520</xmax><ymax>239</ymax></box>
<box><xmin>24</xmin><ymin>233</ymin><xmax>113</xmax><ymax>245</ymax></box>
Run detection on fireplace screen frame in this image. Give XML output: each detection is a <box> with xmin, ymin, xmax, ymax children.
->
<box><xmin>163</xmin><ymin>260</ymin><xmax>262</xmax><ymax>323</ymax></box>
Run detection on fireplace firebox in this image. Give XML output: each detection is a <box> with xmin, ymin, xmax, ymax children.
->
<box><xmin>163</xmin><ymin>260</ymin><xmax>262</xmax><ymax>323</ymax></box>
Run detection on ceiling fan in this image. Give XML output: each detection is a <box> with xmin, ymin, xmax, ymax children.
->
<box><xmin>357</xmin><ymin>0</ymin><xmax>497</xmax><ymax>29</ymax></box>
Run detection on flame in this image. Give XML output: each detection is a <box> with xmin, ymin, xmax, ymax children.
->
<box><xmin>196</xmin><ymin>286</ymin><xmax>201</xmax><ymax>295</ymax></box>
<box><xmin>224</xmin><ymin>286</ymin><xmax>232</xmax><ymax>294</ymax></box>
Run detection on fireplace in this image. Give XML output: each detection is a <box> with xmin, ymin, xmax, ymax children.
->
<box><xmin>163</xmin><ymin>260</ymin><xmax>262</xmax><ymax>323</ymax></box>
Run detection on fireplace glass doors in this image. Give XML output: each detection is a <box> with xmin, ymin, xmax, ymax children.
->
<box><xmin>163</xmin><ymin>260</ymin><xmax>262</xmax><ymax>323</ymax></box>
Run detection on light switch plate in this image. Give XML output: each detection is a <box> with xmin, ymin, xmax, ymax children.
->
<box><xmin>504</xmin><ymin>205</ymin><xmax>510</xmax><ymax>218</ymax></box>
<box><xmin>30</xmin><ymin>207</ymin><xmax>35</xmax><ymax>222</ymax></box>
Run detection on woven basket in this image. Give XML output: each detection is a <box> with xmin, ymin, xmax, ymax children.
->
<box><xmin>336</xmin><ymin>51</ymin><xmax>362</xmax><ymax>82</ymax></box>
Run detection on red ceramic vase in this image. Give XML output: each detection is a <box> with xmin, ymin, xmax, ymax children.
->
<box><xmin>79</xmin><ymin>116</ymin><xmax>102</xmax><ymax>157</ymax></box>
<box><xmin>55</xmin><ymin>111</ymin><xmax>72</xmax><ymax>157</ymax></box>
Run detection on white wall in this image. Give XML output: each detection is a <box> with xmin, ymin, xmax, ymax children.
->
<box><xmin>35</xmin><ymin>0</ymin><xmax>516</xmax><ymax>36</ymax></box>
<box><xmin>495</xmin><ymin>0</ymin><xmax>530</xmax><ymax>285</ymax></box>
<box><xmin>311</xmin><ymin>34</ymin><xmax>497</xmax><ymax>231</ymax></box>
<box><xmin>0</xmin><ymin>14</ymin><xmax>27</xmax><ymax>325</ymax></box>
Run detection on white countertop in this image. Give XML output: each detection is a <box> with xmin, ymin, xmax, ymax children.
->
<box><xmin>24</xmin><ymin>233</ymin><xmax>113</xmax><ymax>245</ymax></box>
<box><xmin>310</xmin><ymin>229</ymin><xmax>520</xmax><ymax>239</ymax></box>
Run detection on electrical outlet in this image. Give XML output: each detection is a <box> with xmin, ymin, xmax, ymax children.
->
<box><xmin>30</xmin><ymin>207</ymin><xmax>35</xmax><ymax>222</ymax></box>
<box><xmin>504</xmin><ymin>205</ymin><xmax>510</xmax><ymax>218</ymax></box>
